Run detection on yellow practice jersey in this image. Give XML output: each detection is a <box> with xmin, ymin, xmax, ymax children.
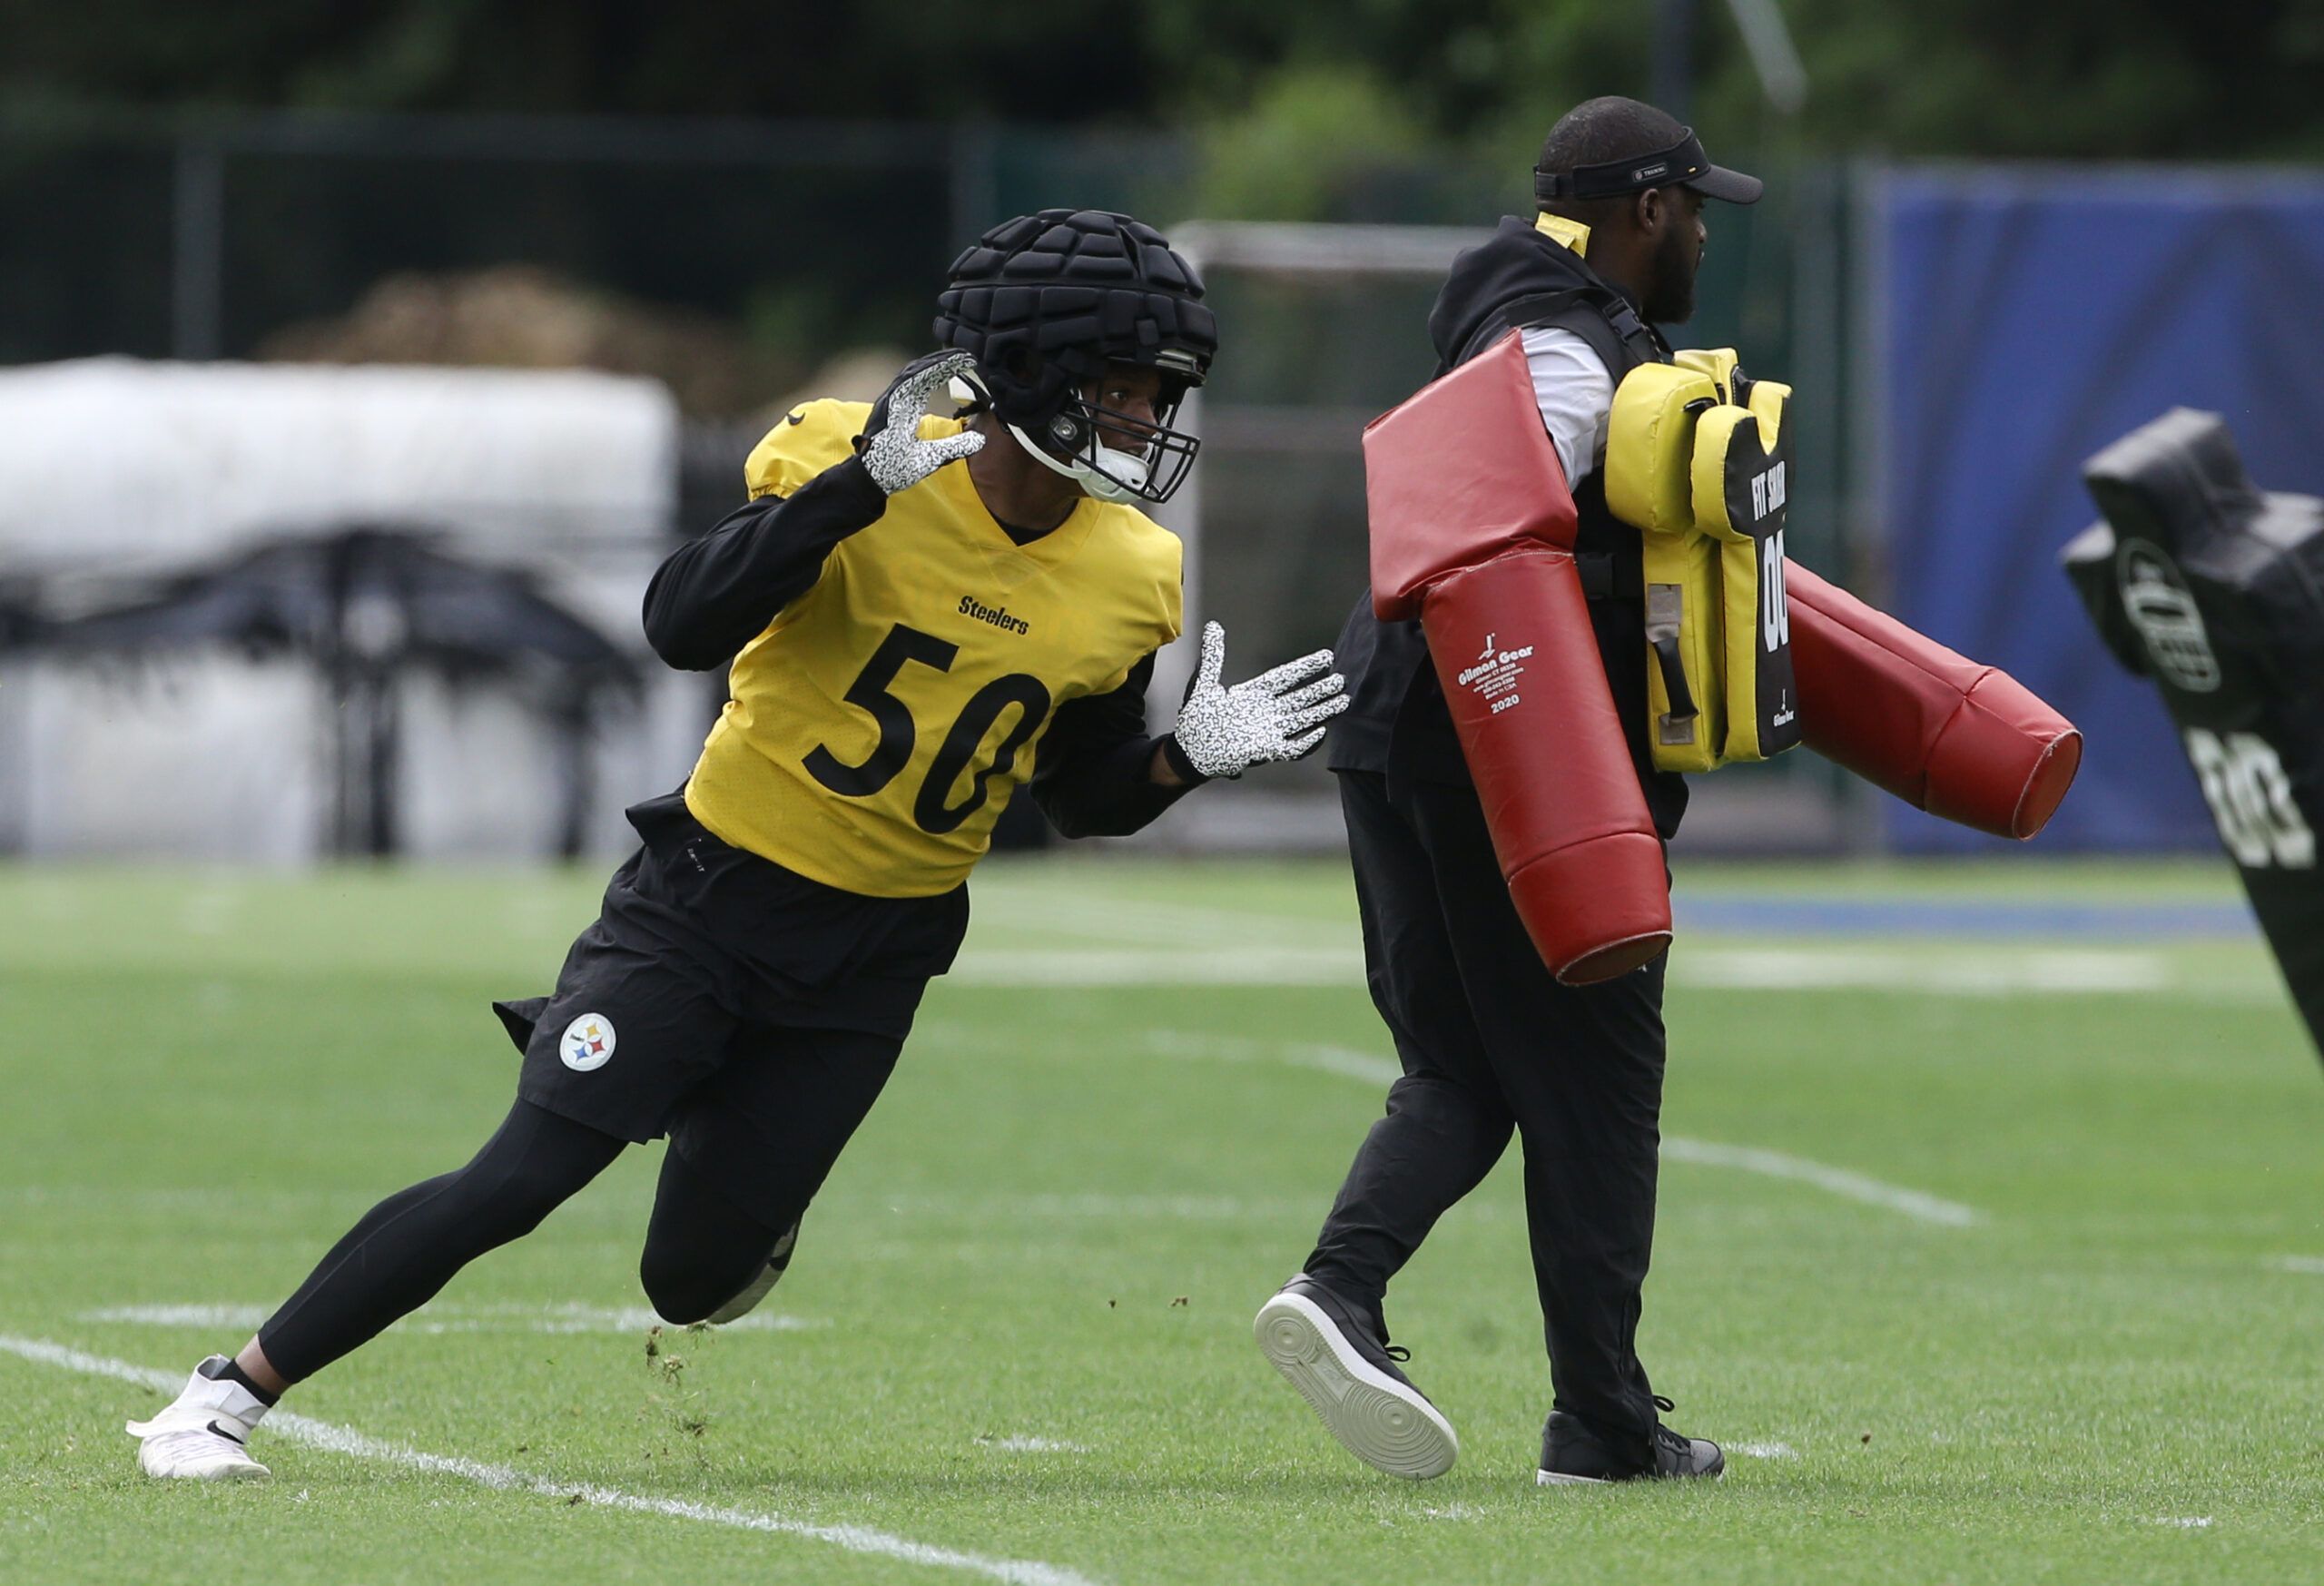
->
<box><xmin>683</xmin><ymin>400</ymin><xmax>1184</xmax><ymax>896</ymax></box>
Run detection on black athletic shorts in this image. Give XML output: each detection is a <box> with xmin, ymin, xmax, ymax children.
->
<box><xmin>492</xmin><ymin>791</ymin><xmax>970</xmax><ymax>1145</ymax></box>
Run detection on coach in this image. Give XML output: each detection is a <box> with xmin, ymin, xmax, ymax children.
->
<box><xmin>1256</xmin><ymin>95</ymin><xmax>1760</xmax><ymax>1485</ymax></box>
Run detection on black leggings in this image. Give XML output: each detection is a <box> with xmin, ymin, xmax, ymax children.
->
<box><xmin>260</xmin><ymin>1101</ymin><xmax>794</xmax><ymax>1384</ymax></box>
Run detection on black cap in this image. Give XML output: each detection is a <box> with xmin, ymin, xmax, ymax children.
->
<box><xmin>1533</xmin><ymin>127</ymin><xmax>1762</xmax><ymax>206</ymax></box>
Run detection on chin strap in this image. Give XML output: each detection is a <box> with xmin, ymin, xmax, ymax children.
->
<box><xmin>959</xmin><ymin>363</ymin><xmax>1161</xmax><ymax>505</ymax></box>
<box><xmin>1002</xmin><ymin>419</ymin><xmax>1151</xmax><ymax>504</ymax></box>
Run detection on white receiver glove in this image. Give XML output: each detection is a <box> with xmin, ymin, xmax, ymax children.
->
<box><xmin>857</xmin><ymin>351</ymin><xmax>987</xmax><ymax>496</ymax></box>
<box><xmin>1170</xmin><ymin>621</ymin><xmax>1350</xmax><ymax>781</ymax></box>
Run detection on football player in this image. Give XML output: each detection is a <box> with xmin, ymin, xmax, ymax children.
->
<box><xmin>128</xmin><ymin>209</ymin><xmax>1346</xmax><ymax>1480</ymax></box>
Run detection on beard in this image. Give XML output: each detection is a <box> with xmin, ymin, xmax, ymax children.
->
<box><xmin>1642</xmin><ymin>222</ymin><xmax>1700</xmax><ymax>325</ymax></box>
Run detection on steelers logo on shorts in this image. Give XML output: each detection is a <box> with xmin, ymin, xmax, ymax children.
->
<box><xmin>560</xmin><ymin>1013</ymin><xmax>616</xmax><ymax>1072</ymax></box>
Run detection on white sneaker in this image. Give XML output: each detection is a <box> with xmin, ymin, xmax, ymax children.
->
<box><xmin>127</xmin><ymin>1356</ymin><xmax>272</xmax><ymax>1480</ymax></box>
<box><xmin>705</xmin><ymin>1220</ymin><xmax>800</xmax><ymax>1325</ymax></box>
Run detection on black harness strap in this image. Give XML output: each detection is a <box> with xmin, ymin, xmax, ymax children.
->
<box><xmin>1577</xmin><ymin>552</ymin><xmax>1644</xmax><ymax>601</ymax></box>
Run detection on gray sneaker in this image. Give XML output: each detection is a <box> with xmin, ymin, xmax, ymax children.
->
<box><xmin>1537</xmin><ymin>1396</ymin><xmax>1724</xmax><ymax>1484</ymax></box>
<box><xmin>1254</xmin><ymin>1275</ymin><xmax>1458</xmax><ymax>1480</ymax></box>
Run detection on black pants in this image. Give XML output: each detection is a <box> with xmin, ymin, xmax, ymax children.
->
<box><xmin>252</xmin><ymin>793</ymin><xmax>959</xmax><ymax>1386</ymax></box>
<box><xmin>260</xmin><ymin>1020</ymin><xmax>899</xmax><ymax>1384</ymax></box>
<box><xmin>1305</xmin><ymin>769</ymin><xmax>1669</xmax><ymax>1459</ymax></box>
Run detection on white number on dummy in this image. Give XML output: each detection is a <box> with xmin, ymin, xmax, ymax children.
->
<box><xmin>1760</xmin><ymin>529</ymin><xmax>1790</xmax><ymax>653</ymax></box>
<box><xmin>2185</xmin><ymin>727</ymin><xmax>2315</xmax><ymax>870</ymax></box>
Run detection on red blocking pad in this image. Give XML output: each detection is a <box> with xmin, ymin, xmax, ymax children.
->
<box><xmin>1364</xmin><ymin>330</ymin><xmax>1579</xmax><ymax>622</ymax></box>
<box><xmin>1787</xmin><ymin>560</ymin><xmax>2082</xmax><ymax>840</ymax></box>
<box><xmin>1421</xmin><ymin>549</ymin><xmax>1670</xmax><ymax>983</ymax></box>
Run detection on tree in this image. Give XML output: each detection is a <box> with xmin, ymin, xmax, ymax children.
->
<box><xmin>10</xmin><ymin>0</ymin><xmax>2321</xmax><ymax>163</ymax></box>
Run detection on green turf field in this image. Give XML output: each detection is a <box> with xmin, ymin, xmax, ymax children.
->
<box><xmin>3</xmin><ymin>856</ymin><xmax>2319</xmax><ymax>1584</ymax></box>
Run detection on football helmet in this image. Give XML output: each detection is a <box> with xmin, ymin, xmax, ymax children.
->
<box><xmin>932</xmin><ymin>209</ymin><xmax>1216</xmax><ymax>506</ymax></box>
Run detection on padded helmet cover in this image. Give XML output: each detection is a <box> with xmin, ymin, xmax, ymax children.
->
<box><xmin>932</xmin><ymin>209</ymin><xmax>1217</xmax><ymax>429</ymax></box>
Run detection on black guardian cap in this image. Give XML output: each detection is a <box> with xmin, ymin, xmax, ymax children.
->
<box><xmin>933</xmin><ymin>209</ymin><xmax>1216</xmax><ymax>505</ymax></box>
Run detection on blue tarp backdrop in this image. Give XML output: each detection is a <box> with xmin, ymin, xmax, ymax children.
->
<box><xmin>1872</xmin><ymin>166</ymin><xmax>2324</xmax><ymax>852</ymax></box>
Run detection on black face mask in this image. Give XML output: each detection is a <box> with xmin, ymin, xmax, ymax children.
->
<box><xmin>1040</xmin><ymin>389</ymin><xmax>1202</xmax><ymax>507</ymax></box>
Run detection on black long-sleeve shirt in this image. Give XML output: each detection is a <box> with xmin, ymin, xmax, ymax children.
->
<box><xmin>644</xmin><ymin>455</ymin><xmax>888</xmax><ymax>672</ymax></box>
<box><xmin>642</xmin><ymin>457</ymin><xmax>1196</xmax><ymax>841</ymax></box>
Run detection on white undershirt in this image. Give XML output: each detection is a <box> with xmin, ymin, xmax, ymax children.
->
<box><xmin>1521</xmin><ymin>325</ymin><xmax>1616</xmax><ymax>487</ymax></box>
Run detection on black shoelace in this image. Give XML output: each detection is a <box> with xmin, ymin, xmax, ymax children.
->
<box><xmin>1384</xmin><ymin>1345</ymin><xmax>1411</xmax><ymax>1363</ymax></box>
<box><xmin>1650</xmin><ymin>1396</ymin><xmax>1690</xmax><ymax>1455</ymax></box>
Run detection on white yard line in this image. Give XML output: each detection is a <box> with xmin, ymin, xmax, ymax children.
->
<box><xmin>977</xmin><ymin>890</ymin><xmax>1315</xmax><ymax>946</ymax></box>
<box><xmin>1657</xmin><ymin>1139</ymin><xmax>1980</xmax><ymax>1226</ymax></box>
<box><xmin>942</xmin><ymin>1191</ymin><xmax>1269</xmax><ymax>1222</ymax></box>
<box><xmin>953</xmin><ymin>939</ymin><xmax>2268</xmax><ymax>999</ymax></box>
<box><xmin>1279</xmin><ymin>1044</ymin><xmax>1403</xmax><ymax>1084</ymax></box>
<box><xmin>1673</xmin><ymin>947</ymin><xmax>2178</xmax><ymax>997</ymax></box>
<box><xmin>0</xmin><ymin>1335</ymin><xmax>1099</xmax><ymax>1586</ymax></box>
<box><xmin>954</xmin><ymin>947</ymin><xmax>1362</xmax><ymax>987</ymax></box>
<box><xmin>2263</xmin><ymin>1255</ymin><xmax>2324</xmax><ymax>1276</ymax></box>
<box><xmin>1145</xmin><ymin>1030</ymin><xmax>1982</xmax><ymax>1226</ymax></box>
<box><xmin>77</xmin><ymin>1302</ymin><xmax>825</xmax><ymax>1335</ymax></box>
<box><xmin>1143</xmin><ymin>1029</ymin><xmax>1395</xmax><ymax>1083</ymax></box>
<box><xmin>76</xmin><ymin>1304</ymin><xmax>272</xmax><ymax>1328</ymax></box>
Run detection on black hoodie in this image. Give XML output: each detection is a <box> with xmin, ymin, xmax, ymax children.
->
<box><xmin>1328</xmin><ymin>217</ymin><xmax>1688</xmax><ymax>840</ymax></box>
